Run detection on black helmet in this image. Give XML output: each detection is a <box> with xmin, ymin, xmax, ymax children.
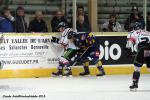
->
<box><xmin>132</xmin><ymin>22</ymin><xmax>142</xmax><ymax>30</ymax></box>
<box><xmin>67</xmin><ymin>31</ymin><xmax>76</xmax><ymax>39</ymax></box>
<box><xmin>57</xmin><ymin>22</ymin><xmax>68</xmax><ymax>29</ymax></box>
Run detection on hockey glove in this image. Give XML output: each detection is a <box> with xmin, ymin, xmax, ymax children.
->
<box><xmin>51</xmin><ymin>36</ymin><xmax>59</xmax><ymax>43</ymax></box>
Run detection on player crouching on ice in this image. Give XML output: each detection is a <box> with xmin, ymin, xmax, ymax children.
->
<box><xmin>126</xmin><ymin>24</ymin><xmax>150</xmax><ymax>91</ymax></box>
<box><xmin>51</xmin><ymin>22</ymin><xmax>79</xmax><ymax>76</ymax></box>
<box><xmin>77</xmin><ymin>32</ymin><xmax>105</xmax><ymax>76</ymax></box>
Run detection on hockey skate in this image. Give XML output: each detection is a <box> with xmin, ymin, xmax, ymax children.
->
<box><xmin>63</xmin><ymin>70</ymin><xmax>72</xmax><ymax>77</ymax></box>
<box><xmin>80</xmin><ymin>71</ymin><xmax>90</xmax><ymax>76</ymax></box>
<box><xmin>63</xmin><ymin>66</ymin><xmax>72</xmax><ymax>77</ymax></box>
<box><xmin>52</xmin><ymin>70</ymin><xmax>63</xmax><ymax>76</ymax></box>
<box><xmin>96</xmin><ymin>66</ymin><xmax>105</xmax><ymax>77</ymax></box>
<box><xmin>80</xmin><ymin>66</ymin><xmax>90</xmax><ymax>76</ymax></box>
<box><xmin>129</xmin><ymin>82</ymin><xmax>138</xmax><ymax>91</ymax></box>
<box><xmin>96</xmin><ymin>71</ymin><xmax>105</xmax><ymax>77</ymax></box>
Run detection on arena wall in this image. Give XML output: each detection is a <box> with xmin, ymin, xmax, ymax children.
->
<box><xmin>0</xmin><ymin>33</ymin><xmax>149</xmax><ymax>78</ymax></box>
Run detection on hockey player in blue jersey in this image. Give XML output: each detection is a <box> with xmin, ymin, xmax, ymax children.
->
<box><xmin>76</xmin><ymin>32</ymin><xmax>106</xmax><ymax>76</ymax></box>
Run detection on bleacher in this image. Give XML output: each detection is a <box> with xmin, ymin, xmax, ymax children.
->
<box><xmin>0</xmin><ymin>0</ymin><xmax>62</xmax><ymax>31</ymax></box>
<box><xmin>66</xmin><ymin>0</ymin><xmax>150</xmax><ymax>31</ymax></box>
<box><xmin>0</xmin><ymin>0</ymin><xmax>150</xmax><ymax>31</ymax></box>
<box><xmin>98</xmin><ymin>0</ymin><xmax>146</xmax><ymax>31</ymax></box>
<box><xmin>1</xmin><ymin>0</ymin><xmax>60</xmax><ymax>14</ymax></box>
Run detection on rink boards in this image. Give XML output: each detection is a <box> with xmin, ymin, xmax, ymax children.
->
<box><xmin>0</xmin><ymin>33</ymin><xmax>149</xmax><ymax>78</ymax></box>
<box><xmin>0</xmin><ymin>65</ymin><xmax>149</xmax><ymax>78</ymax></box>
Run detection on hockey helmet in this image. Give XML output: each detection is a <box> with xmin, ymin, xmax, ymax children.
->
<box><xmin>132</xmin><ymin>22</ymin><xmax>142</xmax><ymax>30</ymax></box>
<box><xmin>57</xmin><ymin>22</ymin><xmax>68</xmax><ymax>29</ymax></box>
<box><xmin>67</xmin><ymin>31</ymin><xmax>77</xmax><ymax>39</ymax></box>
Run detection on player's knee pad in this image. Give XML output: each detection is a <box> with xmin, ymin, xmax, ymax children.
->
<box><xmin>134</xmin><ymin>66</ymin><xmax>141</xmax><ymax>72</ymax></box>
<box><xmin>96</xmin><ymin>60</ymin><xmax>102</xmax><ymax>67</ymax></box>
<box><xmin>83</xmin><ymin>61</ymin><xmax>89</xmax><ymax>67</ymax></box>
<box><xmin>134</xmin><ymin>60</ymin><xmax>142</xmax><ymax>72</ymax></box>
<box><xmin>82</xmin><ymin>58</ymin><xmax>90</xmax><ymax>63</ymax></box>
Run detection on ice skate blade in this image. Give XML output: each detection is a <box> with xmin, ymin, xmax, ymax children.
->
<box><xmin>130</xmin><ymin>88</ymin><xmax>137</xmax><ymax>92</ymax></box>
<box><xmin>51</xmin><ymin>74</ymin><xmax>63</xmax><ymax>77</ymax></box>
<box><xmin>80</xmin><ymin>75</ymin><xmax>90</xmax><ymax>77</ymax></box>
<box><xmin>63</xmin><ymin>75</ymin><xmax>72</xmax><ymax>78</ymax></box>
<box><xmin>97</xmin><ymin>75</ymin><xmax>106</xmax><ymax>79</ymax></box>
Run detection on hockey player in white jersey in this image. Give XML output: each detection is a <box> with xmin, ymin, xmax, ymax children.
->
<box><xmin>51</xmin><ymin>22</ymin><xmax>78</xmax><ymax>76</ymax></box>
<box><xmin>126</xmin><ymin>24</ymin><xmax>150</xmax><ymax>91</ymax></box>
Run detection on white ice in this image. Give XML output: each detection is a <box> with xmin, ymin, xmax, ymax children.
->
<box><xmin>0</xmin><ymin>74</ymin><xmax>150</xmax><ymax>100</ymax></box>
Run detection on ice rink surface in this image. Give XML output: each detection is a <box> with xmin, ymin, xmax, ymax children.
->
<box><xmin>0</xmin><ymin>74</ymin><xmax>150</xmax><ymax>100</ymax></box>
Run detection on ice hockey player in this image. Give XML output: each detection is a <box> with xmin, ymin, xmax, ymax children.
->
<box><xmin>126</xmin><ymin>24</ymin><xmax>150</xmax><ymax>91</ymax></box>
<box><xmin>76</xmin><ymin>32</ymin><xmax>105</xmax><ymax>76</ymax></box>
<box><xmin>51</xmin><ymin>22</ymin><xmax>78</xmax><ymax>76</ymax></box>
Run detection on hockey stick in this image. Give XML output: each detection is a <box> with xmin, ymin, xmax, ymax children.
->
<box><xmin>71</xmin><ymin>46</ymin><xmax>90</xmax><ymax>66</ymax></box>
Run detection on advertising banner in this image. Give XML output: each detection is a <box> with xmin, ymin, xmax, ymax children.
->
<box><xmin>0</xmin><ymin>34</ymin><xmax>63</xmax><ymax>69</ymax></box>
<box><xmin>97</xmin><ymin>36</ymin><xmax>134</xmax><ymax>65</ymax></box>
<box><xmin>0</xmin><ymin>34</ymin><xmax>134</xmax><ymax>69</ymax></box>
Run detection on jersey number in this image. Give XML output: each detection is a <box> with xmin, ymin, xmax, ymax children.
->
<box><xmin>141</xmin><ymin>37</ymin><xmax>149</xmax><ymax>43</ymax></box>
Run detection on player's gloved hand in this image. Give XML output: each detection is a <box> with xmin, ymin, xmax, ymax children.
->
<box><xmin>51</xmin><ymin>36</ymin><xmax>56</xmax><ymax>42</ymax></box>
<box><xmin>71</xmin><ymin>55</ymin><xmax>78</xmax><ymax>61</ymax></box>
<box><xmin>51</xmin><ymin>36</ymin><xmax>59</xmax><ymax>43</ymax></box>
<box><xmin>87</xmin><ymin>57</ymin><xmax>93</xmax><ymax>61</ymax></box>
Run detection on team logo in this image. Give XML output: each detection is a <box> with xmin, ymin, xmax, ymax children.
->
<box><xmin>99</xmin><ymin>41</ymin><xmax>122</xmax><ymax>60</ymax></box>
